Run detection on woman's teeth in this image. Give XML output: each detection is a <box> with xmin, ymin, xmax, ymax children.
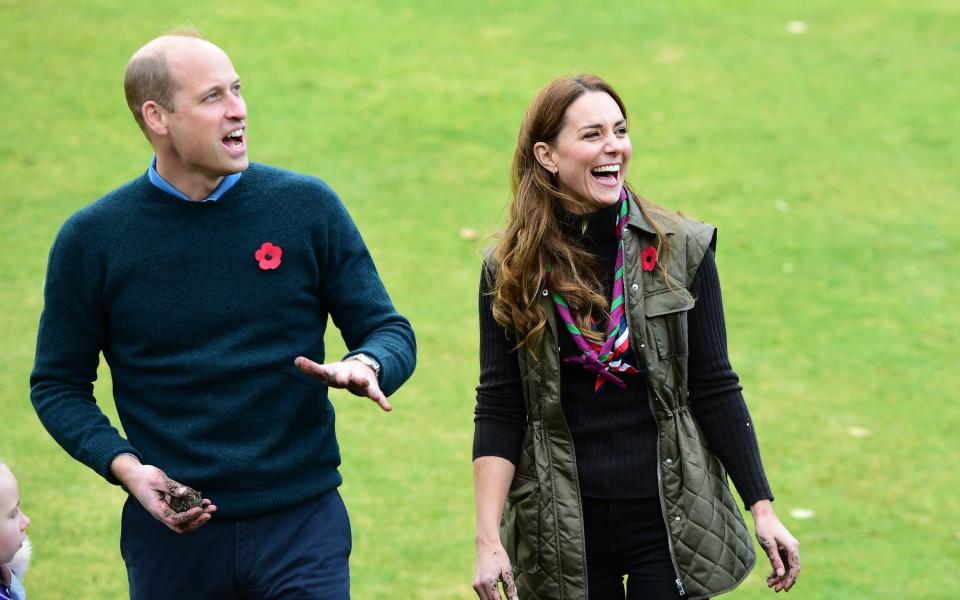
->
<box><xmin>592</xmin><ymin>164</ymin><xmax>620</xmax><ymax>174</ymax></box>
<box><xmin>591</xmin><ymin>164</ymin><xmax>620</xmax><ymax>183</ymax></box>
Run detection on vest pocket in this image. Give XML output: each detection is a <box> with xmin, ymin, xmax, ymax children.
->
<box><xmin>502</xmin><ymin>474</ymin><xmax>540</xmax><ymax>573</ymax></box>
<box><xmin>644</xmin><ymin>288</ymin><xmax>695</xmax><ymax>358</ymax></box>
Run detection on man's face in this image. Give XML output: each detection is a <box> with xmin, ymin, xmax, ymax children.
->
<box><xmin>0</xmin><ymin>467</ymin><xmax>29</xmax><ymax>565</ymax></box>
<box><xmin>161</xmin><ymin>41</ymin><xmax>248</xmax><ymax>182</ymax></box>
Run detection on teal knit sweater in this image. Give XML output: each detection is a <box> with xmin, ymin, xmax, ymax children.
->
<box><xmin>30</xmin><ymin>163</ymin><xmax>416</xmax><ymax>517</ymax></box>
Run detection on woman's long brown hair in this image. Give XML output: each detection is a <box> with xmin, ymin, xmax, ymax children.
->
<box><xmin>491</xmin><ymin>74</ymin><xmax>671</xmax><ymax>354</ymax></box>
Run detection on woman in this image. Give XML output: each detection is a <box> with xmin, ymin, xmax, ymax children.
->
<box><xmin>472</xmin><ymin>75</ymin><xmax>799</xmax><ymax>600</ymax></box>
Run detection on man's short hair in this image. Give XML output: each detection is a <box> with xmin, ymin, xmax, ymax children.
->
<box><xmin>124</xmin><ymin>27</ymin><xmax>207</xmax><ymax>134</ymax></box>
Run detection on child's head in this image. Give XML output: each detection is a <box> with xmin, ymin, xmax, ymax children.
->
<box><xmin>0</xmin><ymin>463</ymin><xmax>30</xmax><ymax>565</ymax></box>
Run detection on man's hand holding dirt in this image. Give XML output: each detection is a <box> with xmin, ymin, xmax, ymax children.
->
<box><xmin>110</xmin><ymin>454</ymin><xmax>216</xmax><ymax>534</ymax></box>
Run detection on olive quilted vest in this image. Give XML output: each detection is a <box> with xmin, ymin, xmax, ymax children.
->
<box><xmin>499</xmin><ymin>200</ymin><xmax>755</xmax><ymax>599</ymax></box>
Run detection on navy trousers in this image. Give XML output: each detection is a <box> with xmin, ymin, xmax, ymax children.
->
<box><xmin>120</xmin><ymin>488</ymin><xmax>351</xmax><ymax>600</ymax></box>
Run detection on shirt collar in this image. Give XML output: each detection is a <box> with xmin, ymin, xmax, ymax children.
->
<box><xmin>147</xmin><ymin>156</ymin><xmax>242</xmax><ymax>203</ymax></box>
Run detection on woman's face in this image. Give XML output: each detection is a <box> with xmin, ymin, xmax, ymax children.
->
<box><xmin>536</xmin><ymin>91</ymin><xmax>632</xmax><ymax>212</ymax></box>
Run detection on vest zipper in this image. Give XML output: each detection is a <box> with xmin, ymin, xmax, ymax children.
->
<box><xmin>651</xmin><ymin>395</ymin><xmax>687</xmax><ymax>596</ymax></box>
<box><xmin>622</xmin><ymin>262</ymin><xmax>688</xmax><ymax>596</ymax></box>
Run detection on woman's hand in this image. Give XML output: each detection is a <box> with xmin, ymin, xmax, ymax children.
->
<box><xmin>750</xmin><ymin>500</ymin><xmax>800</xmax><ymax>592</ymax></box>
<box><xmin>473</xmin><ymin>541</ymin><xmax>519</xmax><ymax>600</ymax></box>
<box><xmin>473</xmin><ymin>457</ymin><xmax>518</xmax><ymax>599</ymax></box>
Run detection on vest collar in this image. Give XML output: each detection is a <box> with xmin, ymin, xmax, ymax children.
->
<box><xmin>627</xmin><ymin>193</ymin><xmax>675</xmax><ymax>235</ymax></box>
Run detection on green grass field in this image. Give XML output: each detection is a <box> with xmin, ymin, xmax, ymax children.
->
<box><xmin>2</xmin><ymin>1</ymin><xmax>958</xmax><ymax>598</ymax></box>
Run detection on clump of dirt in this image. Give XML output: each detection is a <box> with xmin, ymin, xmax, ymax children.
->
<box><xmin>168</xmin><ymin>487</ymin><xmax>203</xmax><ymax>513</ymax></box>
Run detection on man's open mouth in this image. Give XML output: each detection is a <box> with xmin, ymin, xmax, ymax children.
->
<box><xmin>591</xmin><ymin>164</ymin><xmax>620</xmax><ymax>185</ymax></box>
<box><xmin>222</xmin><ymin>128</ymin><xmax>245</xmax><ymax>149</ymax></box>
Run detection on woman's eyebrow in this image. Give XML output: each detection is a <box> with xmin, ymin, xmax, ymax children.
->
<box><xmin>577</xmin><ymin>119</ymin><xmax>626</xmax><ymax>131</ymax></box>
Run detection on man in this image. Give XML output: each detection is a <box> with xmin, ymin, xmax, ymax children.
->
<box><xmin>30</xmin><ymin>30</ymin><xmax>416</xmax><ymax>599</ymax></box>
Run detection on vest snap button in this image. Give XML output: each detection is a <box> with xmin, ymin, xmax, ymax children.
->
<box><xmin>665</xmin><ymin>458</ymin><xmax>673</xmax><ymax>465</ymax></box>
<box><xmin>673</xmin><ymin>515</ymin><xmax>681</xmax><ymax>522</ymax></box>
<box><xmin>631</xmin><ymin>283</ymin><xmax>639</xmax><ymax>291</ymax></box>
<box><xmin>542</xmin><ymin>289</ymin><xmax>548</xmax><ymax>296</ymax></box>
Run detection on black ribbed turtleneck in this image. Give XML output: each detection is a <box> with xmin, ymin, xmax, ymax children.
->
<box><xmin>473</xmin><ymin>203</ymin><xmax>773</xmax><ymax>505</ymax></box>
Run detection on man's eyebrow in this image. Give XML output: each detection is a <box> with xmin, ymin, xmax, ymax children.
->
<box><xmin>197</xmin><ymin>78</ymin><xmax>241</xmax><ymax>97</ymax></box>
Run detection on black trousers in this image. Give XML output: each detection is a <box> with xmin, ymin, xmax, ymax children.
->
<box><xmin>583</xmin><ymin>496</ymin><xmax>688</xmax><ymax>600</ymax></box>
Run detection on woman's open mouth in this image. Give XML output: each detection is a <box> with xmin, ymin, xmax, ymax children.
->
<box><xmin>591</xmin><ymin>164</ymin><xmax>620</xmax><ymax>186</ymax></box>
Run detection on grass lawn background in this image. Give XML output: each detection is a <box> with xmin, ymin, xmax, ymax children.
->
<box><xmin>1</xmin><ymin>1</ymin><xmax>957</xmax><ymax>598</ymax></box>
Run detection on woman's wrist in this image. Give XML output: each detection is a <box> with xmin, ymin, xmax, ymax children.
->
<box><xmin>476</xmin><ymin>532</ymin><xmax>503</xmax><ymax>548</ymax></box>
<box><xmin>749</xmin><ymin>498</ymin><xmax>775</xmax><ymax>519</ymax></box>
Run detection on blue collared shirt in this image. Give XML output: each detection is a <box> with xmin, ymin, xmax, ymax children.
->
<box><xmin>147</xmin><ymin>156</ymin><xmax>242</xmax><ymax>202</ymax></box>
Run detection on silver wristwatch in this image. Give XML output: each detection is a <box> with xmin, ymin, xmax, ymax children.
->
<box><xmin>348</xmin><ymin>353</ymin><xmax>381</xmax><ymax>378</ymax></box>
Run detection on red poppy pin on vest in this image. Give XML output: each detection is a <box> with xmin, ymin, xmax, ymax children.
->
<box><xmin>641</xmin><ymin>245</ymin><xmax>658</xmax><ymax>272</ymax></box>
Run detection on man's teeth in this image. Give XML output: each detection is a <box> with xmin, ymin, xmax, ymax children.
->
<box><xmin>226</xmin><ymin>129</ymin><xmax>244</xmax><ymax>139</ymax></box>
<box><xmin>592</xmin><ymin>165</ymin><xmax>620</xmax><ymax>174</ymax></box>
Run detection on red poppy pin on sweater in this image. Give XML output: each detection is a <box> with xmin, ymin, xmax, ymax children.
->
<box><xmin>641</xmin><ymin>244</ymin><xmax>658</xmax><ymax>272</ymax></box>
<box><xmin>255</xmin><ymin>242</ymin><xmax>282</xmax><ymax>270</ymax></box>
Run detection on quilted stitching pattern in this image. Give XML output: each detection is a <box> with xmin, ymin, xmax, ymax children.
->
<box><xmin>665</xmin><ymin>417</ymin><xmax>755</xmax><ymax>597</ymax></box>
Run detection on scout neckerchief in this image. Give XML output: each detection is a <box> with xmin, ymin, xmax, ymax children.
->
<box><xmin>551</xmin><ymin>188</ymin><xmax>639</xmax><ymax>394</ymax></box>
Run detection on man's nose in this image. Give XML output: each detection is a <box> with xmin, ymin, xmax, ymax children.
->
<box><xmin>21</xmin><ymin>513</ymin><xmax>30</xmax><ymax>530</ymax></box>
<box><xmin>227</xmin><ymin>94</ymin><xmax>247</xmax><ymax>120</ymax></box>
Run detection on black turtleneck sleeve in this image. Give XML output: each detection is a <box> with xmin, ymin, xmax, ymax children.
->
<box><xmin>688</xmin><ymin>250</ymin><xmax>773</xmax><ymax>507</ymax></box>
<box><xmin>472</xmin><ymin>266</ymin><xmax>526</xmax><ymax>464</ymax></box>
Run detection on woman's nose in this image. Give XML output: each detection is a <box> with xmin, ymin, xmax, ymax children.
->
<box><xmin>604</xmin><ymin>134</ymin><xmax>625</xmax><ymax>153</ymax></box>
